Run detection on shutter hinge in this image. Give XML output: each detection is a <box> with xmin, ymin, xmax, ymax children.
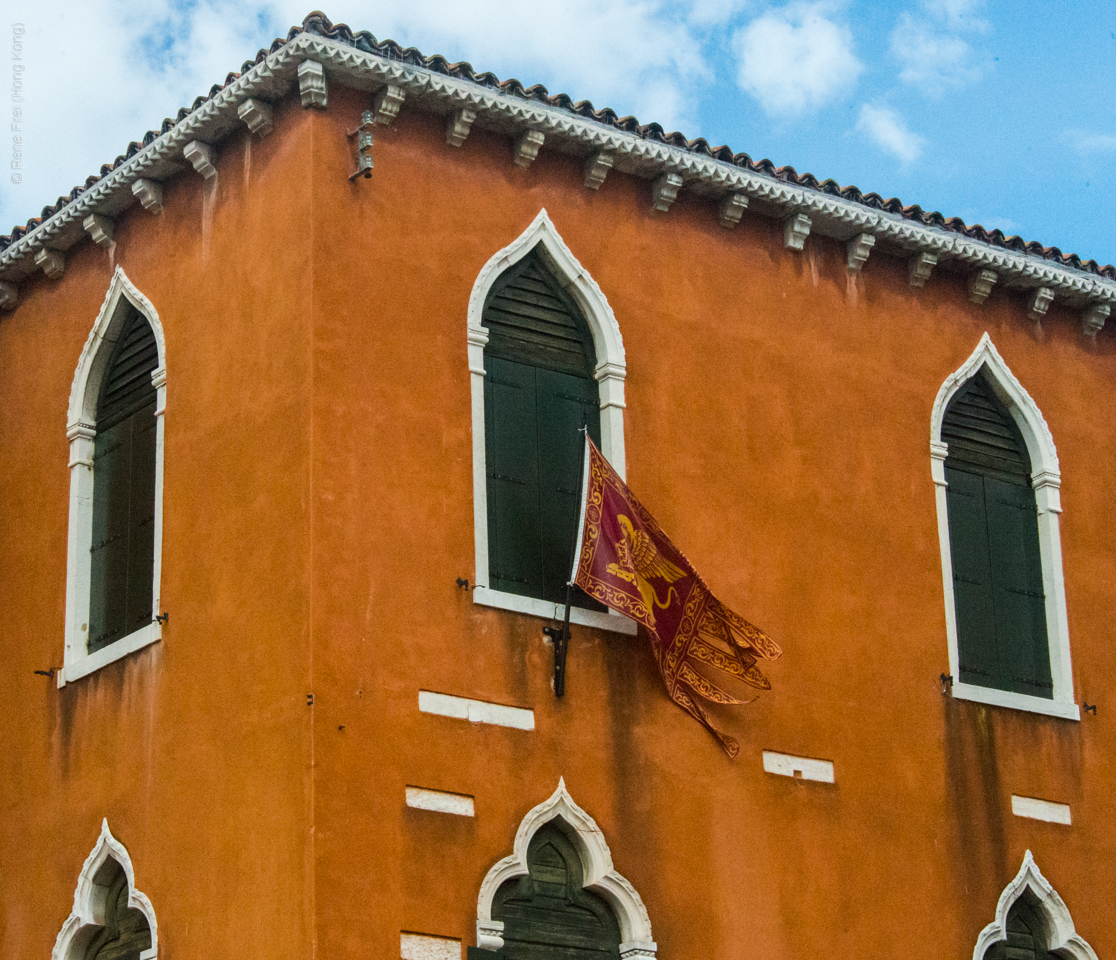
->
<box><xmin>154</xmin><ymin>611</ymin><xmax>169</xmax><ymax>625</ymax></box>
<box><xmin>940</xmin><ymin>673</ymin><xmax>954</xmax><ymax>694</ymax></box>
<box><xmin>1084</xmin><ymin>701</ymin><xmax>1097</xmax><ymax>715</ymax></box>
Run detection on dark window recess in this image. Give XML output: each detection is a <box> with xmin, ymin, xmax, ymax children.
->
<box><xmin>492</xmin><ymin>823</ymin><xmax>622</xmax><ymax>960</ymax></box>
<box><xmin>84</xmin><ymin>861</ymin><xmax>152</xmax><ymax>960</ymax></box>
<box><xmin>89</xmin><ymin>307</ymin><xmax>158</xmax><ymax>653</ymax></box>
<box><xmin>983</xmin><ymin>899</ymin><xmax>1055</xmax><ymax>960</ymax></box>
<box><xmin>483</xmin><ymin>250</ymin><xmax>604</xmax><ymax>608</ymax></box>
<box><xmin>944</xmin><ymin>376</ymin><xmax>1052</xmax><ymax>698</ymax></box>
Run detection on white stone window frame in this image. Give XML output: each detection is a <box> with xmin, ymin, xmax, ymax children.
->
<box><xmin>467</xmin><ymin>209</ymin><xmax>635</xmax><ymax>636</ymax></box>
<box><xmin>931</xmin><ymin>333</ymin><xmax>1078</xmax><ymax>720</ymax></box>
<box><xmin>53</xmin><ymin>818</ymin><xmax>159</xmax><ymax>960</ymax></box>
<box><xmin>61</xmin><ymin>267</ymin><xmax>166</xmax><ymax>687</ymax></box>
<box><xmin>973</xmin><ymin>850</ymin><xmax>1096</xmax><ymax>960</ymax></box>
<box><xmin>476</xmin><ymin>778</ymin><xmax>656</xmax><ymax>959</ymax></box>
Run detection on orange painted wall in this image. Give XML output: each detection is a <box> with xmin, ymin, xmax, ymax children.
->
<box><xmin>3</xmin><ymin>77</ymin><xmax>1116</xmax><ymax>960</ymax></box>
<box><xmin>0</xmin><ymin>97</ymin><xmax>317</xmax><ymax>959</ymax></box>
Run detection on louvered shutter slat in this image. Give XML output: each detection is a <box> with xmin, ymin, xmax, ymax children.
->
<box><xmin>88</xmin><ymin>308</ymin><xmax>159</xmax><ymax>652</ymax></box>
<box><xmin>944</xmin><ymin>375</ymin><xmax>1052</xmax><ymax>699</ymax></box>
<box><xmin>536</xmin><ymin>368</ymin><xmax>603</xmax><ymax>607</ymax></box>
<box><xmin>89</xmin><ymin>419</ymin><xmax>133</xmax><ymax>652</ymax></box>
<box><xmin>946</xmin><ymin>466</ymin><xmax>1002</xmax><ymax>686</ymax></box>
<box><xmin>486</xmin><ymin>358</ymin><xmax>544</xmax><ymax>596</ymax></box>
<box><xmin>483</xmin><ymin>250</ymin><xmax>602</xmax><ymax>609</ymax></box>
<box><xmin>985</xmin><ymin>477</ymin><xmax>1052</xmax><ymax>697</ymax></box>
<box><xmin>126</xmin><ymin>404</ymin><xmax>158</xmax><ymax>632</ymax></box>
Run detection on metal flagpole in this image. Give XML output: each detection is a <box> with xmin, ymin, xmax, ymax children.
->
<box><xmin>546</xmin><ymin>426</ymin><xmax>588</xmax><ymax>698</ymax></box>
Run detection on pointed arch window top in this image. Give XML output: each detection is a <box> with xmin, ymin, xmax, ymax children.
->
<box><xmin>930</xmin><ymin>332</ymin><xmax>1059</xmax><ymax>486</ymax></box>
<box><xmin>52</xmin><ymin>819</ymin><xmax>158</xmax><ymax>960</ymax></box>
<box><xmin>974</xmin><ymin>851</ymin><xmax>1096</xmax><ymax>960</ymax></box>
<box><xmin>476</xmin><ymin>780</ymin><xmax>655</xmax><ymax>959</ymax></box>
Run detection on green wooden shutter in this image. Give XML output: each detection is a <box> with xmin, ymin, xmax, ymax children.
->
<box><xmin>946</xmin><ymin>466</ymin><xmax>1001</xmax><ymax>686</ymax></box>
<box><xmin>983</xmin><ymin>899</ymin><xmax>1050</xmax><ymax>960</ymax></box>
<box><xmin>943</xmin><ymin>376</ymin><xmax>1051</xmax><ymax>698</ymax></box>
<box><xmin>985</xmin><ymin>477</ymin><xmax>1052</xmax><ymax>697</ymax></box>
<box><xmin>89</xmin><ymin>419</ymin><xmax>134</xmax><ymax>651</ymax></box>
<box><xmin>484</xmin><ymin>255</ymin><xmax>595</xmax><ymax>377</ymax></box>
<box><xmin>483</xmin><ymin>249</ymin><xmax>602</xmax><ymax>607</ymax></box>
<box><xmin>89</xmin><ymin>308</ymin><xmax>158</xmax><ymax>653</ymax></box>
<box><xmin>493</xmin><ymin>824</ymin><xmax>622</xmax><ymax>960</ymax></box>
<box><xmin>85</xmin><ymin>865</ymin><xmax>152</xmax><ymax>960</ymax></box>
<box><xmin>536</xmin><ymin>368</ymin><xmax>601</xmax><ymax>605</ymax></box>
<box><xmin>486</xmin><ymin>357</ymin><xmax>544</xmax><ymax>597</ymax></box>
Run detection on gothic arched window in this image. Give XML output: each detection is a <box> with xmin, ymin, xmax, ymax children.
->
<box><xmin>942</xmin><ymin>374</ymin><xmax>1051</xmax><ymax>698</ymax></box>
<box><xmin>88</xmin><ymin>306</ymin><xmax>159</xmax><ymax>653</ymax></box>
<box><xmin>482</xmin><ymin>248</ymin><xmax>602</xmax><ymax>607</ymax></box>
<box><xmin>62</xmin><ymin>268</ymin><xmax>166</xmax><ymax>686</ymax></box>
<box><xmin>930</xmin><ymin>335</ymin><xmax>1078</xmax><ymax>720</ymax></box>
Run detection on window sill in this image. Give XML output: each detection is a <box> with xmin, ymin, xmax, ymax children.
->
<box><xmin>58</xmin><ymin>621</ymin><xmax>162</xmax><ymax>687</ymax></box>
<box><xmin>951</xmin><ymin>681</ymin><xmax>1080</xmax><ymax>721</ymax></box>
<box><xmin>472</xmin><ymin>586</ymin><xmax>638</xmax><ymax>636</ymax></box>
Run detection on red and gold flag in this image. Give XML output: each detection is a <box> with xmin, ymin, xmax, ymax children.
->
<box><xmin>572</xmin><ymin>438</ymin><xmax>782</xmax><ymax>757</ymax></box>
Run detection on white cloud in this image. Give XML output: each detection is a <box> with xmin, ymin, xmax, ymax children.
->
<box><xmin>1065</xmin><ymin>129</ymin><xmax>1116</xmax><ymax>154</ymax></box>
<box><xmin>2</xmin><ymin>0</ymin><xmax>713</xmax><ymax>237</ymax></box>
<box><xmin>686</xmin><ymin>0</ymin><xmax>754</xmax><ymax>27</ymax></box>
<box><xmin>890</xmin><ymin>1</ymin><xmax>988</xmax><ymax>96</ymax></box>
<box><xmin>856</xmin><ymin>104</ymin><xmax>926</xmax><ymax>163</ymax></box>
<box><xmin>927</xmin><ymin>0</ymin><xmax>990</xmax><ymax>32</ymax></box>
<box><xmin>732</xmin><ymin>2</ymin><xmax>863</xmax><ymax>115</ymax></box>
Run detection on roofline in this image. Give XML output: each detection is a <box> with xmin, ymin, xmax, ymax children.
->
<box><xmin>2</xmin><ymin>26</ymin><xmax>1114</xmax><ymax>323</ymax></box>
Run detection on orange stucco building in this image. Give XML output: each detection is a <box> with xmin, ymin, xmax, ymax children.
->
<box><xmin>3</xmin><ymin>13</ymin><xmax>1115</xmax><ymax>960</ymax></box>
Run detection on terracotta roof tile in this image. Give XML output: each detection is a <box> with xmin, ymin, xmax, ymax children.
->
<box><xmin>3</xmin><ymin>10</ymin><xmax>1113</xmax><ymax>280</ymax></box>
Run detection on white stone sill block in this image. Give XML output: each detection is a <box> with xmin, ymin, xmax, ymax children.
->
<box><xmin>406</xmin><ymin>786</ymin><xmax>476</xmax><ymax>817</ymax></box>
<box><xmin>401</xmin><ymin>932</ymin><xmax>462</xmax><ymax>960</ymax></box>
<box><xmin>58</xmin><ymin>622</ymin><xmax>161</xmax><ymax>687</ymax></box>
<box><xmin>419</xmin><ymin>690</ymin><xmax>535</xmax><ymax>730</ymax></box>
<box><xmin>951</xmin><ymin>681</ymin><xmax>1080</xmax><ymax>721</ymax></box>
<box><xmin>472</xmin><ymin>586</ymin><xmax>638</xmax><ymax>636</ymax></box>
<box><xmin>762</xmin><ymin>751</ymin><xmax>834</xmax><ymax>783</ymax></box>
<box><xmin>1011</xmin><ymin>795</ymin><xmax>1071</xmax><ymax>825</ymax></box>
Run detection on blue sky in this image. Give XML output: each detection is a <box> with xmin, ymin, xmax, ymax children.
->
<box><xmin>5</xmin><ymin>0</ymin><xmax>1116</xmax><ymax>266</ymax></box>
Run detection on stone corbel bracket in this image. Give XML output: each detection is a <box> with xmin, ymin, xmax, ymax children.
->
<box><xmin>784</xmin><ymin>212</ymin><xmax>812</xmax><ymax>251</ymax></box>
<box><xmin>132</xmin><ymin>179</ymin><xmax>164</xmax><ymax>214</ymax></box>
<box><xmin>1027</xmin><ymin>286</ymin><xmax>1054</xmax><ymax>320</ymax></box>
<box><xmin>584</xmin><ymin>151</ymin><xmax>613</xmax><ymax>190</ymax></box>
<box><xmin>237</xmin><ymin>97</ymin><xmax>274</xmax><ymax>137</ymax></box>
<box><xmin>513</xmin><ymin>129</ymin><xmax>545</xmax><ymax>168</ymax></box>
<box><xmin>446</xmin><ymin>107</ymin><xmax>476</xmax><ymax>147</ymax></box>
<box><xmin>2</xmin><ymin>28</ymin><xmax>1114</xmax><ymax>324</ymax></box>
<box><xmin>1082</xmin><ymin>301</ymin><xmax>1110</xmax><ymax>336</ymax></box>
<box><xmin>371</xmin><ymin>83</ymin><xmax>406</xmax><ymax>126</ymax></box>
<box><xmin>909</xmin><ymin>251</ymin><xmax>937</xmax><ymax>287</ymax></box>
<box><xmin>0</xmin><ymin>280</ymin><xmax>17</xmax><ymax>311</ymax></box>
<box><xmin>847</xmin><ymin>232</ymin><xmax>875</xmax><ymax>271</ymax></box>
<box><xmin>83</xmin><ymin>215</ymin><xmax>113</xmax><ymax>249</ymax></box>
<box><xmin>183</xmin><ymin>141</ymin><xmax>217</xmax><ymax>179</ymax></box>
<box><xmin>718</xmin><ymin>191</ymin><xmax>748</xmax><ymax>228</ymax></box>
<box><xmin>298</xmin><ymin>59</ymin><xmax>327</xmax><ymax>108</ymax></box>
<box><xmin>35</xmin><ymin>247</ymin><xmax>65</xmax><ymax>279</ymax></box>
<box><xmin>476</xmin><ymin>779</ymin><xmax>656</xmax><ymax>960</ymax></box>
<box><xmin>651</xmin><ymin>172</ymin><xmax>682</xmax><ymax>212</ymax></box>
<box><xmin>968</xmin><ymin>268</ymin><xmax>998</xmax><ymax>305</ymax></box>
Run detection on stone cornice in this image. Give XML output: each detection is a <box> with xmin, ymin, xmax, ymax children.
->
<box><xmin>3</xmin><ymin>31</ymin><xmax>1115</xmax><ymax>313</ymax></box>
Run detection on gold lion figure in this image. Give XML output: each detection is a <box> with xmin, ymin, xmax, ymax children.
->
<box><xmin>606</xmin><ymin>514</ymin><xmax>685</xmax><ymax>613</ymax></box>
